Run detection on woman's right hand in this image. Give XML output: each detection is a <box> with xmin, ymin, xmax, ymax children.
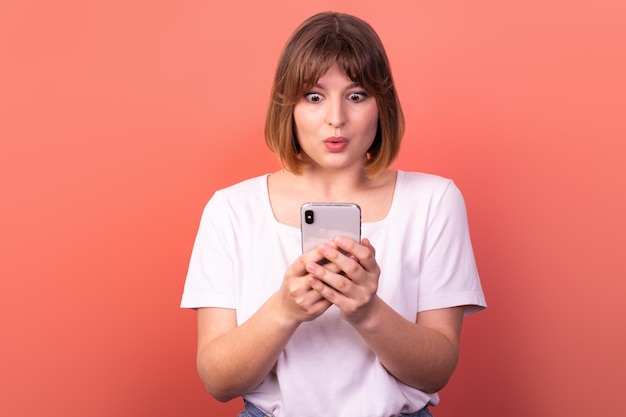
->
<box><xmin>276</xmin><ymin>246</ymin><xmax>335</xmax><ymax>323</ymax></box>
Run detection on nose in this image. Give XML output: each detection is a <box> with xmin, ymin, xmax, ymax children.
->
<box><xmin>325</xmin><ymin>97</ymin><xmax>346</xmax><ymax>128</ymax></box>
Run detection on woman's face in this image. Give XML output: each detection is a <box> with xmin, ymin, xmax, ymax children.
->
<box><xmin>293</xmin><ymin>64</ymin><xmax>379</xmax><ymax>174</ymax></box>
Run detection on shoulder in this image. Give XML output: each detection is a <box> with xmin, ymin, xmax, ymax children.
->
<box><xmin>394</xmin><ymin>170</ymin><xmax>468</xmax><ymax>216</ymax></box>
<box><xmin>199</xmin><ymin>174</ymin><xmax>269</xmax><ymax>222</ymax></box>
<box><xmin>397</xmin><ymin>170</ymin><xmax>459</xmax><ymax>197</ymax></box>
<box><xmin>214</xmin><ymin>174</ymin><xmax>268</xmax><ymax>198</ymax></box>
<box><xmin>207</xmin><ymin>175</ymin><xmax>268</xmax><ymax>206</ymax></box>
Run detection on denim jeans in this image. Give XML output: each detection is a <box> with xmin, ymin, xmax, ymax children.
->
<box><xmin>238</xmin><ymin>400</ymin><xmax>434</xmax><ymax>417</ymax></box>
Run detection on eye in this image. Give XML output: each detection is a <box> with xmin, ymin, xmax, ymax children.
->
<box><xmin>304</xmin><ymin>92</ymin><xmax>323</xmax><ymax>103</ymax></box>
<box><xmin>347</xmin><ymin>92</ymin><xmax>367</xmax><ymax>102</ymax></box>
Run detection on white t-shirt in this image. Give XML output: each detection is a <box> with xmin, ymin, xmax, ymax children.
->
<box><xmin>181</xmin><ymin>171</ymin><xmax>486</xmax><ymax>417</ymax></box>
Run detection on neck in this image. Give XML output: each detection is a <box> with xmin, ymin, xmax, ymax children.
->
<box><xmin>267</xmin><ymin>168</ymin><xmax>396</xmax><ymax>226</ymax></box>
<box><xmin>275</xmin><ymin>165</ymin><xmax>393</xmax><ymax>203</ymax></box>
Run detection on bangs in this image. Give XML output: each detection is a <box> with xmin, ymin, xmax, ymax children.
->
<box><xmin>280</xmin><ymin>25</ymin><xmax>392</xmax><ymax>101</ymax></box>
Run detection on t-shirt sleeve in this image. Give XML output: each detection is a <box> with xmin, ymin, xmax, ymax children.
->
<box><xmin>417</xmin><ymin>181</ymin><xmax>486</xmax><ymax>315</ymax></box>
<box><xmin>180</xmin><ymin>191</ymin><xmax>236</xmax><ymax>309</ymax></box>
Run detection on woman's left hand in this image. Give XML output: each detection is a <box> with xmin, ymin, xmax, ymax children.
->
<box><xmin>305</xmin><ymin>236</ymin><xmax>380</xmax><ymax>325</ymax></box>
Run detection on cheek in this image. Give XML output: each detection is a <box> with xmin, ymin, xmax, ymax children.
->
<box><xmin>362</xmin><ymin>107</ymin><xmax>379</xmax><ymax>137</ymax></box>
<box><xmin>292</xmin><ymin>105</ymin><xmax>312</xmax><ymax>135</ymax></box>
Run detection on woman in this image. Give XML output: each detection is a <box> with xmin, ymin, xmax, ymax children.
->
<box><xmin>181</xmin><ymin>11</ymin><xmax>486</xmax><ymax>417</ymax></box>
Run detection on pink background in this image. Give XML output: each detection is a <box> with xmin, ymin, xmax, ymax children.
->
<box><xmin>1</xmin><ymin>1</ymin><xmax>625</xmax><ymax>416</ymax></box>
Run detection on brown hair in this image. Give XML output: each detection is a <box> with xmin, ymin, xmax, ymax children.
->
<box><xmin>264</xmin><ymin>11</ymin><xmax>404</xmax><ymax>177</ymax></box>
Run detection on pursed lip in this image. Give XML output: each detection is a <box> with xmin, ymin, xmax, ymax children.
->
<box><xmin>323</xmin><ymin>136</ymin><xmax>348</xmax><ymax>144</ymax></box>
<box><xmin>322</xmin><ymin>136</ymin><xmax>349</xmax><ymax>152</ymax></box>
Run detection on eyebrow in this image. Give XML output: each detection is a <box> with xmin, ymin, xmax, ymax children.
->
<box><xmin>313</xmin><ymin>81</ymin><xmax>362</xmax><ymax>90</ymax></box>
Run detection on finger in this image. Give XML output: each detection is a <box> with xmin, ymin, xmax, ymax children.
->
<box><xmin>361</xmin><ymin>238</ymin><xmax>376</xmax><ymax>257</ymax></box>
<box><xmin>316</xmin><ymin>242</ymin><xmax>364</xmax><ymax>281</ymax></box>
<box><xmin>306</xmin><ymin>259</ymin><xmax>353</xmax><ymax>295</ymax></box>
<box><xmin>333</xmin><ymin>236</ymin><xmax>377</xmax><ymax>271</ymax></box>
<box><xmin>300</xmin><ymin>240</ymin><xmax>341</xmax><ymax>267</ymax></box>
<box><xmin>308</xmin><ymin>273</ymin><xmax>350</xmax><ymax>304</ymax></box>
<box><xmin>300</xmin><ymin>288</ymin><xmax>333</xmax><ymax>311</ymax></box>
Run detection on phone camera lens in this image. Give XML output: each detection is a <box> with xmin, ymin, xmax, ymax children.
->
<box><xmin>305</xmin><ymin>210</ymin><xmax>314</xmax><ymax>224</ymax></box>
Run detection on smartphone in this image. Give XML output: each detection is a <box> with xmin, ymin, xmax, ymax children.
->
<box><xmin>301</xmin><ymin>203</ymin><xmax>361</xmax><ymax>254</ymax></box>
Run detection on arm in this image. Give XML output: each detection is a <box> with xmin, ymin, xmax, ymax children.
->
<box><xmin>196</xmin><ymin>300</ymin><xmax>295</xmax><ymax>402</ymax></box>
<box><xmin>351</xmin><ymin>301</ymin><xmax>463</xmax><ymax>393</ymax></box>
<box><xmin>196</xmin><ymin>251</ymin><xmax>333</xmax><ymax>402</ymax></box>
<box><xmin>306</xmin><ymin>237</ymin><xmax>464</xmax><ymax>392</ymax></box>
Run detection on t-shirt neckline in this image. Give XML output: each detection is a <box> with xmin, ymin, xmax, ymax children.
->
<box><xmin>262</xmin><ymin>170</ymin><xmax>403</xmax><ymax>230</ymax></box>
